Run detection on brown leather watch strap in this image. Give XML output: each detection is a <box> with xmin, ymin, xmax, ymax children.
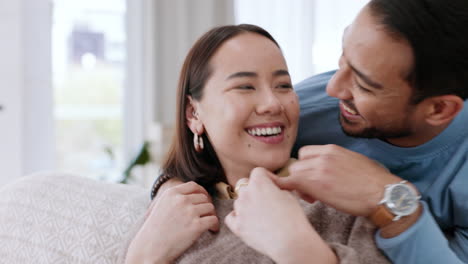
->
<box><xmin>379</xmin><ymin>204</ymin><xmax>423</xmax><ymax>238</ymax></box>
<box><xmin>369</xmin><ymin>204</ymin><xmax>395</xmax><ymax>228</ymax></box>
<box><xmin>368</xmin><ymin>203</ymin><xmax>423</xmax><ymax>238</ymax></box>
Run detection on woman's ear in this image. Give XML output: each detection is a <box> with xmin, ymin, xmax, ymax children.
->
<box><xmin>424</xmin><ymin>95</ymin><xmax>464</xmax><ymax>126</ymax></box>
<box><xmin>185</xmin><ymin>96</ymin><xmax>204</xmax><ymax>134</ymax></box>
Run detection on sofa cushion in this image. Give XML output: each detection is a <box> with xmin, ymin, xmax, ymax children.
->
<box><xmin>0</xmin><ymin>172</ymin><xmax>149</xmax><ymax>264</ymax></box>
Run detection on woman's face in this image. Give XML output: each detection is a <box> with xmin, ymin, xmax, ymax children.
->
<box><xmin>190</xmin><ymin>32</ymin><xmax>299</xmax><ymax>185</ymax></box>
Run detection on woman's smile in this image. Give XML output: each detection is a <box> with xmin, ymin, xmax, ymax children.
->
<box><xmin>245</xmin><ymin>122</ymin><xmax>285</xmax><ymax>144</ymax></box>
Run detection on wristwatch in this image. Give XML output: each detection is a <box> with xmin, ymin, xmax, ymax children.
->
<box><xmin>369</xmin><ymin>180</ymin><xmax>421</xmax><ymax>228</ymax></box>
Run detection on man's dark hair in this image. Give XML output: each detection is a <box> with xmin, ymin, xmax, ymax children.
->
<box><xmin>368</xmin><ymin>0</ymin><xmax>468</xmax><ymax>103</ymax></box>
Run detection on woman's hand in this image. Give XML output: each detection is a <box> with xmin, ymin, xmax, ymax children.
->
<box><xmin>126</xmin><ymin>181</ymin><xmax>219</xmax><ymax>264</ymax></box>
<box><xmin>225</xmin><ymin>168</ymin><xmax>337</xmax><ymax>264</ymax></box>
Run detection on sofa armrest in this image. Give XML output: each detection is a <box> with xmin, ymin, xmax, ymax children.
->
<box><xmin>0</xmin><ymin>172</ymin><xmax>149</xmax><ymax>264</ymax></box>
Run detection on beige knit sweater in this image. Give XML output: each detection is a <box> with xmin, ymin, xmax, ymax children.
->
<box><xmin>171</xmin><ymin>198</ymin><xmax>390</xmax><ymax>264</ymax></box>
<box><xmin>119</xmin><ymin>159</ymin><xmax>390</xmax><ymax>263</ymax></box>
<box><xmin>119</xmin><ymin>198</ymin><xmax>390</xmax><ymax>263</ymax></box>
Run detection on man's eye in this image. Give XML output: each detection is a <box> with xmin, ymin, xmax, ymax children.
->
<box><xmin>358</xmin><ymin>84</ymin><xmax>371</xmax><ymax>93</ymax></box>
<box><xmin>354</xmin><ymin>80</ymin><xmax>371</xmax><ymax>93</ymax></box>
<box><xmin>357</xmin><ymin>84</ymin><xmax>370</xmax><ymax>93</ymax></box>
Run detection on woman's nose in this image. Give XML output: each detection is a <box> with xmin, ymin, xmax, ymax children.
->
<box><xmin>256</xmin><ymin>90</ymin><xmax>283</xmax><ymax>116</ymax></box>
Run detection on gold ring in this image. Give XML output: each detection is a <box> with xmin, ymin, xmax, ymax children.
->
<box><xmin>234</xmin><ymin>178</ymin><xmax>249</xmax><ymax>194</ymax></box>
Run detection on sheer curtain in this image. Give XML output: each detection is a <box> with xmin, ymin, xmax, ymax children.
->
<box><xmin>312</xmin><ymin>0</ymin><xmax>369</xmax><ymax>74</ymax></box>
<box><xmin>235</xmin><ymin>0</ymin><xmax>368</xmax><ymax>84</ymax></box>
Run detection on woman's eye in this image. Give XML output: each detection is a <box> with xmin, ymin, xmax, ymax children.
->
<box><xmin>237</xmin><ymin>85</ymin><xmax>255</xmax><ymax>90</ymax></box>
<box><xmin>276</xmin><ymin>83</ymin><xmax>293</xmax><ymax>90</ymax></box>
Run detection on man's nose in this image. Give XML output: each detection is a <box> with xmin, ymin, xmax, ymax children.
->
<box><xmin>326</xmin><ymin>70</ymin><xmax>352</xmax><ymax>100</ymax></box>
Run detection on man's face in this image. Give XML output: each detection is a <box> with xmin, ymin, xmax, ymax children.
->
<box><xmin>326</xmin><ymin>6</ymin><xmax>425</xmax><ymax>146</ymax></box>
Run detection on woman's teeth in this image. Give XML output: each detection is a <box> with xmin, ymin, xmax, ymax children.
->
<box><xmin>247</xmin><ymin>127</ymin><xmax>282</xmax><ymax>136</ymax></box>
<box><xmin>343</xmin><ymin>103</ymin><xmax>357</xmax><ymax>115</ymax></box>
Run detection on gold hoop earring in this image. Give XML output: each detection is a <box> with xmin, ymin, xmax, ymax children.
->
<box><xmin>193</xmin><ymin>133</ymin><xmax>204</xmax><ymax>152</ymax></box>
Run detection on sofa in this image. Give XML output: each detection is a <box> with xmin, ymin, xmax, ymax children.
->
<box><xmin>0</xmin><ymin>172</ymin><xmax>150</xmax><ymax>264</ymax></box>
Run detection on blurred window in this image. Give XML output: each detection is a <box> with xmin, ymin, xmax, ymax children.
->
<box><xmin>52</xmin><ymin>0</ymin><xmax>126</xmax><ymax>181</ymax></box>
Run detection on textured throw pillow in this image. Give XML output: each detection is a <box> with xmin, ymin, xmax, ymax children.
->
<box><xmin>0</xmin><ymin>172</ymin><xmax>149</xmax><ymax>264</ymax></box>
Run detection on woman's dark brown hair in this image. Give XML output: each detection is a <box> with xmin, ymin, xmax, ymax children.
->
<box><xmin>151</xmin><ymin>24</ymin><xmax>280</xmax><ymax>198</ymax></box>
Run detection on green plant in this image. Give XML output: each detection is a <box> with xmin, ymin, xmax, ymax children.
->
<box><xmin>120</xmin><ymin>141</ymin><xmax>152</xmax><ymax>184</ymax></box>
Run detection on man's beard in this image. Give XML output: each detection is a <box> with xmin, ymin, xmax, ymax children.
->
<box><xmin>338</xmin><ymin>114</ymin><xmax>413</xmax><ymax>139</ymax></box>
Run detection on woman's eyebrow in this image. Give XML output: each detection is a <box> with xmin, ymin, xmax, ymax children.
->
<box><xmin>273</xmin><ymin>69</ymin><xmax>290</xmax><ymax>77</ymax></box>
<box><xmin>225</xmin><ymin>69</ymin><xmax>289</xmax><ymax>80</ymax></box>
<box><xmin>226</xmin><ymin>71</ymin><xmax>257</xmax><ymax>80</ymax></box>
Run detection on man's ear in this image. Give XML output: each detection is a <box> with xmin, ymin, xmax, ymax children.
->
<box><xmin>424</xmin><ymin>95</ymin><xmax>464</xmax><ymax>126</ymax></box>
<box><xmin>185</xmin><ymin>96</ymin><xmax>204</xmax><ymax>134</ymax></box>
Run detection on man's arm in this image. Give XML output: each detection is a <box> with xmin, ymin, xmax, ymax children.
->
<box><xmin>273</xmin><ymin>144</ymin><xmax>468</xmax><ymax>263</ymax></box>
<box><xmin>376</xmin><ymin>202</ymin><xmax>465</xmax><ymax>263</ymax></box>
<box><xmin>451</xmin><ymin>228</ymin><xmax>468</xmax><ymax>262</ymax></box>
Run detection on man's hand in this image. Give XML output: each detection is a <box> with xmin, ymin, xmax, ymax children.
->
<box><xmin>274</xmin><ymin>144</ymin><xmax>402</xmax><ymax>217</ymax></box>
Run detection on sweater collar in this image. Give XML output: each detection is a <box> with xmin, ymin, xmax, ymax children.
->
<box><xmin>215</xmin><ymin>158</ymin><xmax>297</xmax><ymax>200</ymax></box>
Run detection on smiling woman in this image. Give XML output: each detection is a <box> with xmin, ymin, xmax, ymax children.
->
<box><xmin>122</xmin><ymin>24</ymin><xmax>389</xmax><ymax>264</ymax></box>
<box><xmin>156</xmin><ymin>24</ymin><xmax>299</xmax><ymax>196</ymax></box>
<box><xmin>185</xmin><ymin>31</ymin><xmax>299</xmax><ymax>189</ymax></box>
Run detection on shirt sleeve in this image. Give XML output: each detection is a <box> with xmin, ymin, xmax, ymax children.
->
<box><xmin>376</xmin><ymin>201</ymin><xmax>466</xmax><ymax>263</ymax></box>
<box><xmin>450</xmin><ymin>226</ymin><xmax>468</xmax><ymax>262</ymax></box>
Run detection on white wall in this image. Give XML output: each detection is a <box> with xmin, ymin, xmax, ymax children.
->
<box><xmin>0</xmin><ymin>0</ymin><xmax>54</xmax><ymax>186</ymax></box>
<box><xmin>22</xmin><ymin>0</ymin><xmax>54</xmax><ymax>176</ymax></box>
<box><xmin>0</xmin><ymin>0</ymin><xmax>23</xmax><ymax>185</ymax></box>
